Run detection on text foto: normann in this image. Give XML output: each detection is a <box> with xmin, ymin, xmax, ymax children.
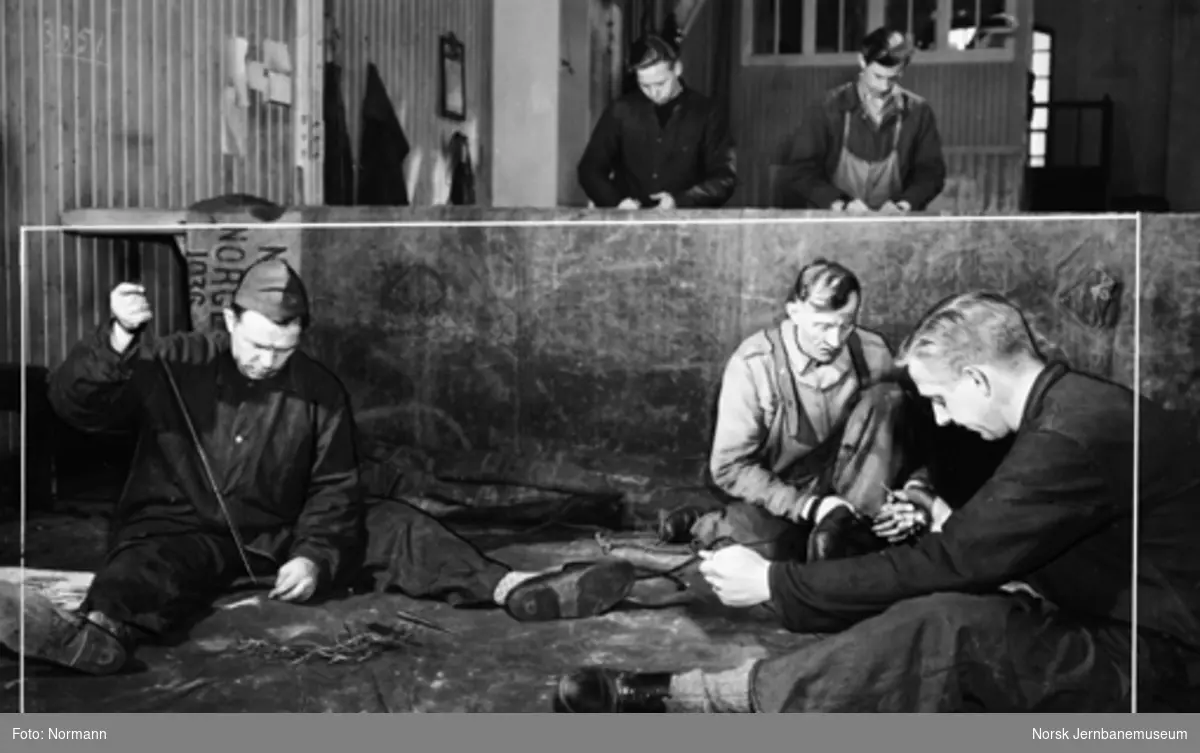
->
<box><xmin>13</xmin><ymin>728</ymin><xmax>108</xmax><ymax>741</ymax></box>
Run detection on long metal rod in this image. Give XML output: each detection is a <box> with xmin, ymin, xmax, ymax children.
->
<box><xmin>156</xmin><ymin>354</ymin><xmax>259</xmax><ymax>585</ymax></box>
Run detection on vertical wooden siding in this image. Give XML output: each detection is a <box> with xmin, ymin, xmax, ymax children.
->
<box><xmin>1</xmin><ymin>0</ymin><xmax>299</xmax><ymax>456</ymax></box>
<box><xmin>331</xmin><ymin>0</ymin><xmax>493</xmax><ymax>207</ymax></box>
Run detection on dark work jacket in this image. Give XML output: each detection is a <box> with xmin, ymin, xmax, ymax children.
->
<box><xmin>769</xmin><ymin>363</ymin><xmax>1200</xmax><ymax>654</ymax></box>
<box><xmin>785</xmin><ymin>81</ymin><xmax>946</xmax><ymax>210</ymax></box>
<box><xmin>577</xmin><ymin>86</ymin><xmax>737</xmax><ymax>208</ymax></box>
<box><xmin>47</xmin><ymin>323</ymin><xmax>367</xmax><ymax>587</ymax></box>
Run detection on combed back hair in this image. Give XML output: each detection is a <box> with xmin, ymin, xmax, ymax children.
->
<box><xmin>786</xmin><ymin>258</ymin><xmax>862</xmax><ymax>311</ymax></box>
<box><xmin>896</xmin><ymin>291</ymin><xmax>1045</xmax><ymax>376</ymax></box>
<box><xmin>629</xmin><ymin>34</ymin><xmax>680</xmax><ymax>71</ymax></box>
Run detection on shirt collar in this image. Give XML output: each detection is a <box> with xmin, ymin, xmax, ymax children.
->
<box><xmin>842</xmin><ymin>79</ymin><xmax>909</xmax><ymax>119</ymax></box>
<box><xmin>1018</xmin><ymin>360</ymin><xmax>1071</xmax><ymax>430</ymax></box>
<box><xmin>780</xmin><ymin>319</ymin><xmax>852</xmax><ymax>378</ymax></box>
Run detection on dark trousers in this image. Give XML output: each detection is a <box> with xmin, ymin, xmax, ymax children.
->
<box><xmin>749</xmin><ymin>592</ymin><xmax>1199</xmax><ymax>712</ymax></box>
<box><xmin>697</xmin><ymin>383</ymin><xmax>919</xmax><ymax>559</ymax></box>
<box><xmin>82</xmin><ymin>500</ymin><xmax>510</xmax><ymax>639</ymax></box>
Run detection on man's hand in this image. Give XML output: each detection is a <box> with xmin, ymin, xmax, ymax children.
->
<box><xmin>888</xmin><ymin>486</ymin><xmax>953</xmax><ymax>533</ymax></box>
<box><xmin>269</xmin><ymin>556</ymin><xmax>320</xmax><ymax>602</ymax></box>
<box><xmin>871</xmin><ymin>499</ymin><xmax>929</xmax><ymax>542</ymax></box>
<box><xmin>844</xmin><ymin>199</ymin><xmax>870</xmax><ymax>214</ymax></box>
<box><xmin>650</xmin><ymin>192</ymin><xmax>676</xmax><ymax>210</ymax></box>
<box><xmin>697</xmin><ymin>545</ymin><xmax>771</xmax><ymax>607</ymax></box>
<box><xmin>109</xmin><ymin>283</ymin><xmax>153</xmax><ymax>353</ymax></box>
<box><xmin>878</xmin><ymin>200</ymin><xmax>911</xmax><ymax>215</ymax></box>
<box><xmin>616</xmin><ymin>198</ymin><xmax>641</xmax><ymax>210</ymax></box>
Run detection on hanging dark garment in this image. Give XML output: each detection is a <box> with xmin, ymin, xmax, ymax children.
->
<box><xmin>357</xmin><ymin>63</ymin><xmax>411</xmax><ymax>206</ymax></box>
<box><xmin>447</xmin><ymin>132</ymin><xmax>476</xmax><ymax>206</ymax></box>
<box><xmin>323</xmin><ymin>61</ymin><xmax>355</xmax><ymax>205</ymax></box>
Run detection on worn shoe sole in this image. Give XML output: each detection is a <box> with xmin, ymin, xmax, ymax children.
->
<box><xmin>505</xmin><ymin>560</ymin><xmax>637</xmax><ymax>622</ymax></box>
<box><xmin>0</xmin><ymin>580</ymin><xmax>127</xmax><ymax>675</ymax></box>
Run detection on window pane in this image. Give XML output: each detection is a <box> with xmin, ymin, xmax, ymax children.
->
<box><xmin>913</xmin><ymin>0</ymin><xmax>938</xmax><ymax>49</ymax></box>
<box><xmin>1030</xmin><ymin>131</ymin><xmax>1046</xmax><ymax>157</ymax></box>
<box><xmin>1031</xmin><ymin>106</ymin><xmax>1048</xmax><ymax>130</ymax></box>
<box><xmin>1033</xmin><ymin>78</ymin><xmax>1050</xmax><ymax>103</ymax></box>
<box><xmin>952</xmin><ymin>0</ymin><xmax>977</xmax><ymax>29</ymax></box>
<box><xmin>816</xmin><ymin>0</ymin><xmax>841</xmax><ymax>53</ymax></box>
<box><xmin>1031</xmin><ymin>50</ymin><xmax>1051</xmax><ymax>78</ymax></box>
<box><xmin>886</xmin><ymin>0</ymin><xmax>938</xmax><ymax>50</ymax></box>
<box><xmin>1029</xmin><ymin>154</ymin><xmax>1045</xmax><ymax>167</ymax></box>
<box><xmin>982</xmin><ymin>0</ymin><xmax>1008</xmax><ymax>21</ymax></box>
<box><xmin>885</xmin><ymin>0</ymin><xmax>910</xmax><ymax>35</ymax></box>
<box><xmin>1033</xmin><ymin>30</ymin><xmax>1052</xmax><ymax>52</ymax></box>
<box><xmin>817</xmin><ymin>0</ymin><xmax>868</xmax><ymax>53</ymax></box>
<box><xmin>843</xmin><ymin>0</ymin><xmax>868</xmax><ymax>52</ymax></box>
<box><xmin>752</xmin><ymin>0</ymin><xmax>778</xmax><ymax>55</ymax></box>
<box><xmin>779</xmin><ymin>0</ymin><xmax>804</xmax><ymax>54</ymax></box>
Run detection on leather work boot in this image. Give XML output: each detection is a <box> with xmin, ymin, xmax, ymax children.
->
<box><xmin>0</xmin><ymin>580</ymin><xmax>128</xmax><ymax>675</ymax></box>
<box><xmin>505</xmin><ymin>560</ymin><xmax>637</xmax><ymax>622</ymax></box>
<box><xmin>554</xmin><ymin>667</ymin><xmax>673</xmax><ymax>712</ymax></box>
<box><xmin>806</xmin><ymin>505</ymin><xmax>887</xmax><ymax>562</ymax></box>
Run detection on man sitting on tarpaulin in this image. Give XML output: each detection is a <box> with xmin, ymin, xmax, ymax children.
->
<box><xmin>0</xmin><ymin>259</ymin><xmax>639</xmax><ymax>675</ymax></box>
<box><xmin>553</xmin><ymin>292</ymin><xmax>1200</xmax><ymax>713</ymax></box>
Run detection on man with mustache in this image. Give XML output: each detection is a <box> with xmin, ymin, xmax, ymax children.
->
<box><xmin>661</xmin><ymin>258</ymin><xmax>945</xmax><ymax>567</ymax></box>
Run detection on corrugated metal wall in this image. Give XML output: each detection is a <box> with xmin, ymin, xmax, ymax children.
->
<box><xmin>330</xmin><ymin>0</ymin><xmax>493</xmax><ymax>207</ymax></box>
<box><xmin>1</xmin><ymin>0</ymin><xmax>301</xmax><ymax>457</ymax></box>
<box><xmin>730</xmin><ymin>0</ymin><xmax>1033</xmax><ymax>207</ymax></box>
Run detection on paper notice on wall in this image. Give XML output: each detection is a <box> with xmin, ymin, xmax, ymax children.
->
<box><xmin>267</xmin><ymin>72</ymin><xmax>293</xmax><ymax>106</ymax></box>
<box><xmin>183</xmin><ymin>211</ymin><xmax>304</xmax><ymax>331</ymax></box>
<box><xmin>247</xmin><ymin>60</ymin><xmax>268</xmax><ymax>93</ymax></box>
<box><xmin>221</xmin><ymin>86</ymin><xmax>248</xmax><ymax>157</ymax></box>
<box><xmin>263</xmin><ymin>39</ymin><xmax>293</xmax><ymax>74</ymax></box>
<box><xmin>226</xmin><ymin>36</ymin><xmax>250</xmax><ymax>105</ymax></box>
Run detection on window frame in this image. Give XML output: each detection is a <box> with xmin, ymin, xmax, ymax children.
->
<box><xmin>1027</xmin><ymin>26</ymin><xmax>1052</xmax><ymax>167</ymax></box>
<box><xmin>741</xmin><ymin>0</ymin><xmax>1019</xmax><ymax>67</ymax></box>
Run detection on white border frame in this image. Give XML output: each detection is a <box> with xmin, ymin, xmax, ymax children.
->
<box><xmin>17</xmin><ymin>212</ymin><xmax>1142</xmax><ymax>714</ymax></box>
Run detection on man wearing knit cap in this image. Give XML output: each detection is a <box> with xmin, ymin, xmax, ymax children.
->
<box><xmin>785</xmin><ymin>27</ymin><xmax>946</xmax><ymax>213</ymax></box>
<box><xmin>4</xmin><ymin>258</ymin><xmax>638</xmax><ymax>675</ymax></box>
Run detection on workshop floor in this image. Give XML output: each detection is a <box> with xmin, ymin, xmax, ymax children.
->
<box><xmin>0</xmin><ymin>500</ymin><xmax>808</xmax><ymax>713</ymax></box>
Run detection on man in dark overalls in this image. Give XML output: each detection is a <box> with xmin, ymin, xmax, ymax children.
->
<box><xmin>0</xmin><ymin>259</ymin><xmax>638</xmax><ymax>675</ymax></box>
<box><xmin>554</xmin><ymin>292</ymin><xmax>1200</xmax><ymax>713</ymax></box>
<box><xmin>577</xmin><ymin>34</ymin><xmax>737</xmax><ymax>210</ymax></box>
<box><xmin>661</xmin><ymin>259</ymin><xmax>947</xmax><ymax>564</ymax></box>
<box><xmin>786</xmin><ymin>28</ymin><xmax>946</xmax><ymax>214</ymax></box>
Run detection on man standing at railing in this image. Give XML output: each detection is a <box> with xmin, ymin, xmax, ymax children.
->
<box><xmin>577</xmin><ymin>34</ymin><xmax>737</xmax><ymax>210</ymax></box>
<box><xmin>785</xmin><ymin>28</ymin><xmax>946</xmax><ymax>214</ymax></box>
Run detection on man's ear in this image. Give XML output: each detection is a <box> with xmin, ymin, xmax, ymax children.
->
<box><xmin>962</xmin><ymin>365</ymin><xmax>992</xmax><ymax>397</ymax></box>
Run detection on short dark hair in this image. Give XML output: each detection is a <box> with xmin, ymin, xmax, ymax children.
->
<box><xmin>786</xmin><ymin>259</ymin><xmax>862</xmax><ymax>311</ymax></box>
<box><xmin>861</xmin><ymin>27</ymin><xmax>915</xmax><ymax>67</ymax></box>
<box><xmin>628</xmin><ymin>34</ymin><xmax>679</xmax><ymax>71</ymax></box>
<box><xmin>229</xmin><ymin>301</ymin><xmax>309</xmax><ymax>330</ymax></box>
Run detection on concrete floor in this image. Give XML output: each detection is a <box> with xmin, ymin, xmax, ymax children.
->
<box><xmin>0</xmin><ymin>506</ymin><xmax>808</xmax><ymax>713</ymax></box>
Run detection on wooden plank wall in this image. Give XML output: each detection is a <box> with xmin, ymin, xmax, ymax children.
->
<box><xmin>0</xmin><ymin>0</ymin><xmax>300</xmax><ymax>457</ymax></box>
